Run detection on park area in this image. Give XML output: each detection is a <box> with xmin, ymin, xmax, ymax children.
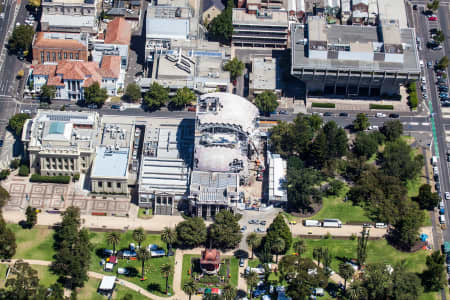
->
<box><xmin>6</xmin><ymin>224</ymin><xmax>174</xmax><ymax>298</ymax></box>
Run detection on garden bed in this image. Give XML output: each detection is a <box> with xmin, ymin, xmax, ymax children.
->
<box><xmin>311</xmin><ymin>103</ymin><xmax>336</xmax><ymax>108</ymax></box>
<box><xmin>369</xmin><ymin>104</ymin><xmax>394</xmax><ymax>110</ymax></box>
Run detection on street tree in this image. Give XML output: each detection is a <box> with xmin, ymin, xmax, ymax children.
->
<box><xmin>423</xmin><ymin>251</ymin><xmax>446</xmax><ymax>291</ymax></box>
<box><xmin>161</xmin><ymin>226</ymin><xmax>177</xmax><ymax>255</ymax></box>
<box><xmin>338</xmin><ymin>263</ymin><xmax>355</xmax><ymax>292</ymax></box>
<box><xmin>84</xmin><ymin>82</ymin><xmax>108</xmax><ymax>108</ymax></box>
<box><xmin>414</xmin><ymin>184</ymin><xmax>440</xmax><ymax>210</ymax></box>
<box><xmin>271</xmin><ymin>237</ymin><xmax>285</xmax><ymax>263</ymax></box>
<box><xmin>246</xmin><ymin>232</ymin><xmax>261</xmax><ymax>259</ymax></box>
<box><xmin>8</xmin><ymin>25</ymin><xmax>34</xmax><ymax>55</ymax></box>
<box><xmin>437</xmin><ymin>56</ymin><xmax>449</xmax><ymax>70</ymax></box>
<box><xmin>6</xmin><ymin>260</ymin><xmax>39</xmax><ymax>299</ymax></box>
<box><xmin>125</xmin><ymin>83</ymin><xmax>141</xmax><ymax>102</ymax></box>
<box><xmin>433</xmin><ymin>30</ymin><xmax>445</xmax><ymax>44</ymax></box>
<box><xmin>254</xmin><ymin>91</ymin><xmax>279</xmax><ymax>116</ymax></box>
<box><xmin>171</xmin><ymin>87</ymin><xmax>196</xmax><ymax>109</ymax></box>
<box><xmin>160</xmin><ymin>263</ymin><xmax>173</xmax><ymax>295</ymax></box>
<box><xmin>352</xmin><ymin>113</ymin><xmax>370</xmax><ymax>131</ymax></box>
<box><xmin>427</xmin><ymin>0</ymin><xmax>440</xmax><ymax>11</ymax></box>
<box><xmin>222</xmin><ymin>284</ymin><xmax>237</xmax><ymax>300</ymax></box>
<box><xmin>144</xmin><ymin>82</ymin><xmax>169</xmax><ymax>111</ymax></box>
<box><xmin>0</xmin><ymin>214</ymin><xmax>16</xmax><ymax>259</ymax></box>
<box><xmin>208</xmin><ymin>210</ymin><xmax>242</xmax><ymax>249</ymax></box>
<box><xmin>207</xmin><ymin>0</ymin><xmax>233</xmax><ymax>44</ymax></box>
<box><xmin>224</xmin><ymin>58</ymin><xmax>244</xmax><ymax>80</ymax></box>
<box><xmin>182</xmin><ymin>279</ymin><xmax>197</xmax><ymax>300</ymax></box>
<box><xmin>176</xmin><ymin>217</ymin><xmax>207</xmax><ymax>248</ymax></box>
<box><xmin>106</xmin><ymin>232</ymin><xmax>121</xmax><ymax>255</ymax></box>
<box><xmin>132</xmin><ymin>227</ymin><xmax>145</xmax><ymax>249</ymax></box>
<box><xmin>25</xmin><ymin>206</ymin><xmax>37</xmax><ymax>229</ymax></box>
<box><xmin>246</xmin><ymin>271</ymin><xmax>259</xmax><ymax>299</ymax></box>
<box><xmin>137</xmin><ymin>248</ymin><xmax>151</xmax><ymax>279</ymax></box>
<box><xmin>266</xmin><ymin>214</ymin><xmax>292</xmax><ymax>254</ymax></box>
<box><xmin>8</xmin><ymin>113</ymin><xmax>30</xmax><ymax>137</ymax></box>
<box><xmin>357</xmin><ymin>228</ymin><xmax>369</xmax><ymax>268</ymax></box>
<box><xmin>28</xmin><ymin>0</ymin><xmax>41</xmax><ymax>11</ymax></box>
<box><xmin>380</xmin><ymin>120</ymin><xmax>403</xmax><ymax>141</ymax></box>
<box><xmin>40</xmin><ymin>85</ymin><xmax>56</xmax><ymax>103</ymax></box>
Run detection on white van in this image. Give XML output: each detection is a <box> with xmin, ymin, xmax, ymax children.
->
<box><xmin>440</xmin><ymin>201</ymin><xmax>445</xmax><ymax>209</ymax></box>
<box><xmin>439</xmin><ymin>215</ymin><xmax>446</xmax><ymax>224</ymax></box>
<box><xmin>375</xmin><ymin>223</ymin><xmax>387</xmax><ymax>228</ymax></box>
<box><xmin>420</xmin><ymin>60</ymin><xmax>424</xmax><ymax>68</ymax></box>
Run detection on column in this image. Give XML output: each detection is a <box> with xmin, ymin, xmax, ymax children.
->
<box><xmin>206</xmin><ymin>205</ymin><xmax>211</xmax><ymax>218</ymax></box>
<box><xmin>197</xmin><ymin>204</ymin><xmax>202</xmax><ymax>217</ymax></box>
<box><xmin>215</xmin><ymin>206</ymin><xmax>219</xmax><ymax>215</ymax></box>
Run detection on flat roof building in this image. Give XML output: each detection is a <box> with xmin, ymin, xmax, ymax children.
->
<box><xmin>232</xmin><ymin>8</ymin><xmax>289</xmax><ymax>48</ymax></box>
<box><xmin>138</xmin><ymin>118</ymin><xmax>195</xmax><ymax>215</ymax></box>
<box><xmin>291</xmin><ymin>17</ymin><xmax>420</xmax><ymax>96</ymax></box>
<box><xmin>250</xmin><ymin>57</ymin><xmax>281</xmax><ymax>97</ymax></box>
<box><xmin>377</xmin><ymin>0</ymin><xmax>407</xmax><ymax>28</ymax></box>
<box><xmin>21</xmin><ymin>110</ymin><xmax>100</xmax><ymax>176</ymax></box>
<box><xmin>267</xmin><ymin>152</ymin><xmax>287</xmax><ymax>204</ymax></box>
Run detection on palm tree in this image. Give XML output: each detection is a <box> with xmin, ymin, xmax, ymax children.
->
<box><xmin>246</xmin><ymin>271</ymin><xmax>258</xmax><ymax>300</ymax></box>
<box><xmin>182</xmin><ymin>278</ymin><xmax>197</xmax><ymax>300</ymax></box>
<box><xmin>132</xmin><ymin>227</ymin><xmax>145</xmax><ymax>249</ymax></box>
<box><xmin>271</xmin><ymin>237</ymin><xmax>285</xmax><ymax>263</ymax></box>
<box><xmin>293</xmin><ymin>239</ymin><xmax>306</xmax><ymax>257</ymax></box>
<box><xmin>136</xmin><ymin>248</ymin><xmax>151</xmax><ymax>279</ymax></box>
<box><xmin>160</xmin><ymin>263</ymin><xmax>173</xmax><ymax>295</ymax></box>
<box><xmin>246</xmin><ymin>233</ymin><xmax>261</xmax><ymax>259</ymax></box>
<box><xmin>223</xmin><ymin>284</ymin><xmax>237</xmax><ymax>300</ymax></box>
<box><xmin>161</xmin><ymin>226</ymin><xmax>177</xmax><ymax>256</ymax></box>
<box><xmin>106</xmin><ymin>231</ymin><xmax>121</xmax><ymax>255</ymax></box>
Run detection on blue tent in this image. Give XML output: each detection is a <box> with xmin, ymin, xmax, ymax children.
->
<box><xmin>420</xmin><ymin>234</ymin><xmax>428</xmax><ymax>242</ymax></box>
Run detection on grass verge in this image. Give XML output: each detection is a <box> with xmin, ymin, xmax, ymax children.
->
<box><xmin>369</xmin><ymin>104</ymin><xmax>394</xmax><ymax>110</ymax></box>
<box><xmin>312</xmin><ymin>103</ymin><xmax>335</xmax><ymax>108</ymax></box>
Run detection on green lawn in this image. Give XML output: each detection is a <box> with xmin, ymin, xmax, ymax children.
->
<box><xmin>78</xmin><ymin>278</ymin><xmax>151</xmax><ymax>300</ymax></box>
<box><xmin>8</xmin><ymin>224</ymin><xmax>55</xmax><ymax>261</ymax></box>
<box><xmin>308</xmin><ymin>186</ymin><xmax>371</xmax><ymax>224</ymax></box>
<box><xmin>301</xmin><ymin>238</ymin><xmax>428</xmax><ymax>274</ymax></box>
<box><xmin>0</xmin><ymin>264</ymin><xmax>8</xmax><ymax>288</ymax></box>
<box><xmin>138</xmin><ymin>208</ymin><xmax>153</xmax><ymax>219</ymax></box>
<box><xmin>181</xmin><ymin>254</ymin><xmax>239</xmax><ymax>289</ymax></box>
<box><xmin>406</xmin><ymin>176</ymin><xmax>433</xmax><ymax>227</ymax></box>
<box><xmin>32</xmin><ymin>265</ymin><xmax>59</xmax><ymax>287</ymax></box>
<box><xmin>88</xmin><ymin>230</ymin><xmax>174</xmax><ymax>297</ymax></box>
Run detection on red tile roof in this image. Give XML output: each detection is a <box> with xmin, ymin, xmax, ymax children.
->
<box><xmin>32</xmin><ymin>64</ymin><xmax>57</xmax><ymax>76</ymax></box>
<box><xmin>33</xmin><ymin>32</ymin><xmax>87</xmax><ymax>50</ymax></box>
<box><xmin>104</xmin><ymin>17</ymin><xmax>131</xmax><ymax>45</ymax></box>
<box><xmin>200</xmin><ymin>249</ymin><xmax>220</xmax><ymax>264</ymax></box>
<box><xmin>100</xmin><ymin>56</ymin><xmax>121</xmax><ymax>79</ymax></box>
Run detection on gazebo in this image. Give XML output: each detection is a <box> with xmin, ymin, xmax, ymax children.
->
<box><xmin>200</xmin><ymin>249</ymin><xmax>221</xmax><ymax>275</ymax></box>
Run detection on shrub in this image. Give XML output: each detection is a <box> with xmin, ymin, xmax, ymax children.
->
<box><xmin>73</xmin><ymin>173</ymin><xmax>80</xmax><ymax>182</ymax></box>
<box><xmin>0</xmin><ymin>169</ymin><xmax>10</xmax><ymax>180</ymax></box>
<box><xmin>18</xmin><ymin>165</ymin><xmax>30</xmax><ymax>176</ymax></box>
<box><xmin>10</xmin><ymin>159</ymin><xmax>20</xmax><ymax>169</ymax></box>
<box><xmin>311</xmin><ymin>102</ymin><xmax>335</xmax><ymax>108</ymax></box>
<box><xmin>323</xmin><ymin>232</ymin><xmax>332</xmax><ymax>239</ymax></box>
<box><xmin>30</xmin><ymin>174</ymin><xmax>70</xmax><ymax>184</ymax></box>
<box><xmin>369</xmin><ymin>104</ymin><xmax>394</xmax><ymax>110</ymax></box>
<box><xmin>350</xmin><ymin>233</ymin><xmax>357</xmax><ymax>240</ymax></box>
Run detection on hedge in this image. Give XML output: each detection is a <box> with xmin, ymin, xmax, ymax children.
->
<box><xmin>369</xmin><ymin>104</ymin><xmax>394</xmax><ymax>110</ymax></box>
<box><xmin>311</xmin><ymin>102</ymin><xmax>335</xmax><ymax>108</ymax></box>
<box><xmin>18</xmin><ymin>165</ymin><xmax>30</xmax><ymax>176</ymax></box>
<box><xmin>30</xmin><ymin>174</ymin><xmax>70</xmax><ymax>184</ymax></box>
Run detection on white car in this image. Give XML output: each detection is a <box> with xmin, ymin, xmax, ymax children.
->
<box><xmin>445</xmin><ymin>192</ymin><xmax>450</xmax><ymax>200</ymax></box>
<box><xmin>368</xmin><ymin>125</ymin><xmax>379</xmax><ymax>131</ymax></box>
<box><xmin>376</xmin><ymin>113</ymin><xmax>386</xmax><ymax>118</ymax></box>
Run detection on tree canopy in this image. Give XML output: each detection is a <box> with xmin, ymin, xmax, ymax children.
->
<box><xmin>265</xmin><ymin>214</ymin><xmax>292</xmax><ymax>254</ymax></box>
<box><xmin>176</xmin><ymin>217</ymin><xmax>207</xmax><ymax>248</ymax></box>
<box><xmin>0</xmin><ymin>214</ymin><xmax>16</xmax><ymax>259</ymax></box>
<box><xmin>207</xmin><ymin>210</ymin><xmax>242</xmax><ymax>249</ymax></box>
<box><xmin>171</xmin><ymin>87</ymin><xmax>196</xmax><ymax>109</ymax></box>
<box><xmin>125</xmin><ymin>83</ymin><xmax>142</xmax><ymax>102</ymax></box>
<box><xmin>414</xmin><ymin>184</ymin><xmax>440</xmax><ymax>210</ymax></box>
<box><xmin>223</xmin><ymin>58</ymin><xmax>244</xmax><ymax>80</ymax></box>
<box><xmin>254</xmin><ymin>91</ymin><xmax>278</xmax><ymax>115</ymax></box>
<box><xmin>353</xmin><ymin>113</ymin><xmax>370</xmax><ymax>131</ymax></box>
<box><xmin>40</xmin><ymin>85</ymin><xmax>56</xmax><ymax>103</ymax></box>
<box><xmin>84</xmin><ymin>82</ymin><xmax>108</xmax><ymax>108</ymax></box>
<box><xmin>380</xmin><ymin>120</ymin><xmax>403</xmax><ymax>141</ymax></box>
<box><xmin>422</xmin><ymin>251</ymin><xmax>446</xmax><ymax>291</ymax></box>
<box><xmin>144</xmin><ymin>82</ymin><xmax>169</xmax><ymax>111</ymax></box>
<box><xmin>8</xmin><ymin>25</ymin><xmax>34</xmax><ymax>55</ymax></box>
<box><xmin>207</xmin><ymin>0</ymin><xmax>233</xmax><ymax>44</ymax></box>
<box><xmin>8</xmin><ymin>113</ymin><xmax>29</xmax><ymax>137</ymax></box>
<box><xmin>353</xmin><ymin>132</ymin><xmax>379</xmax><ymax>159</ymax></box>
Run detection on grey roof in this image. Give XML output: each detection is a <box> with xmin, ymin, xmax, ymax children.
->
<box><xmin>190</xmin><ymin>171</ymin><xmax>239</xmax><ymax>203</ymax></box>
<box><xmin>131</xmin><ymin>0</ymin><xmax>141</xmax><ymax>5</ymax></box>
<box><xmin>203</xmin><ymin>0</ymin><xmax>225</xmax><ymax>12</ymax></box>
<box><xmin>146</xmin><ymin>18</ymin><xmax>189</xmax><ymax>40</ymax></box>
<box><xmin>41</xmin><ymin>14</ymin><xmax>96</xmax><ymax>28</ymax></box>
<box><xmin>107</xmin><ymin>8</ymin><xmax>126</xmax><ymax>16</ymax></box>
<box><xmin>292</xmin><ymin>23</ymin><xmax>420</xmax><ymax>73</ymax></box>
<box><xmin>91</xmin><ymin>146</ymin><xmax>129</xmax><ymax>178</ymax></box>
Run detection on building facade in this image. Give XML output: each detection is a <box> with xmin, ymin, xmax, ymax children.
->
<box><xmin>32</xmin><ymin>32</ymin><xmax>89</xmax><ymax>64</ymax></box>
<box><xmin>41</xmin><ymin>0</ymin><xmax>97</xmax><ymax>33</ymax></box>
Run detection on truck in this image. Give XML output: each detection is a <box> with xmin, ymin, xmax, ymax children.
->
<box><xmin>322</xmin><ymin>219</ymin><xmax>342</xmax><ymax>228</ymax></box>
<box><xmin>304</xmin><ymin>220</ymin><xmax>322</xmax><ymax>227</ymax></box>
<box><xmin>432</xmin><ymin>156</ymin><xmax>438</xmax><ymax>166</ymax></box>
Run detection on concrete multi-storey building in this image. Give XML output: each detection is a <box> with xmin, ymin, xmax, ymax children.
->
<box><xmin>41</xmin><ymin>0</ymin><xmax>97</xmax><ymax>34</ymax></box>
<box><xmin>232</xmin><ymin>8</ymin><xmax>289</xmax><ymax>48</ymax></box>
<box><xmin>291</xmin><ymin>17</ymin><xmax>420</xmax><ymax>97</ymax></box>
<box><xmin>32</xmin><ymin>32</ymin><xmax>89</xmax><ymax>64</ymax></box>
<box><xmin>21</xmin><ymin>110</ymin><xmax>100</xmax><ymax>176</ymax></box>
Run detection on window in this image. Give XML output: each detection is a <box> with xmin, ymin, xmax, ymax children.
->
<box><xmin>52</xmin><ymin>52</ymin><xmax>56</xmax><ymax>62</ymax></box>
<box><xmin>70</xmin><ymin>53</ymin><xmax>73</xmax><ymax>60</ymax></box>
<box><xmin>41</xmin><ymin>52</ymin><xmax>44</xmax><ymax>62</ymax></box>
<box><xmin>98</xmin><ymin>182</ymin><xmax>103</xmax><ymax>187</ymax></box>
<box><xmin>117</xmin><ymin>182</ymin><xmax>121</xmax><ymax>188</ymax></box>
<box><xmin>75</xmin><ymin>53</ymin><xmax>79</xmax><ymax>60</ymax></box>
<box><xmin>46</xmin><ymin>52</ymin><xmax>50</xmax><ymax>61</ymax></box>
<box><xmin>64</xmin><ymin>52</ymin><xmax>67</xmax><ymax>59</ymax></box>
<box><xmin>74</xmin><ymin>8</ymin><xmax>77</xmax><ymax>12</ymax></box>
<box><xmin>107</xmin><ymin>182</ymin><xmax>112</xmax><ymax>188</ymax></box>
<box><xmin>58</xmin><ymin>52</ymin><xmax>62</xmax><ymax>60</ymax></box>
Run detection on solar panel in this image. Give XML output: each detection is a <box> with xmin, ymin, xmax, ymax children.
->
<box><xmin>48</xmin><ymin>114</ymin><xmax>88</xmax><ymax>121</ymax></box>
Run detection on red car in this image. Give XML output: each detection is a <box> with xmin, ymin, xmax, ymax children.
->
<box><xmin>187</xmin><ymin>106</ymin><xmax>196</xmax><ymax>112</ymax></box>
<box><xmin>429</xmin><ymin>16</ymin><xmax>438</xmax><ymax>21</ymax></box>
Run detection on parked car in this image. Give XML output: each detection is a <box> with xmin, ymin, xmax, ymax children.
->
<box><xmin>445</xmin><ymin>192</ymin><xmax>450</xmax><ymax>200</ymax></box>
<box><xmin>447</xmin><ymin>265</ymin><xmax>450</xmax><ymax>274</ymax></box>
<box><xmin>376</xmin><ymin>113</ymin><xmax>386</xmax><ymax>118</ymax></box>
<box><xmin>187</xmin><ymin>106</ymin><xmax>196</xmax><ymax>112</ymax></box>
<box><xmin>375</xmin><ymin>223</ymin><xmax>387</xmax><ymax>229</ymax></box>
<box><xmin>363</xmin><ymin>223</ymin><xmax>372</xmax><ymax>228</ymax></box>
<box><xmin>436</xmin><ymin>183</ymin><xmax>441</xmax><ymax>191</ymax></box>
<box><xmin>87</xmin><ymin>104</ymin><xmax>98</xmax><ymax>109</ymax></box>
<box><xmin>439</xmin><ymin>87</ymin><xmax>449</xmax><ymax>92</ymax></box>
<box><xmin>239</xmin><ymin>258</ymin><xmax>245</xmax><ymax>267</ymax></box>
<box><xmin>324</xmin><ymin>112</ymin><xmax>333</xmax><ymax>116</ymax></box>
<box><xmin>389</xmin><ymin>113</ymin><xmax>400</xmax><ymax>118</ymax></box>
<box><xmin>278</xmin><ymin>110</ymin><xmax>288</xmax><ymax>115</ymax></box>
<box><xmin>432</xmin><ymin>45</ymin><xmax>443</xmax><ymax>50</ymax></box>
<box><xmin>429</xmin><ymin>15</ymin><xmax>438</xmax><ymax>21</ymax></box>
<box><xmin>339</xmin><ymin>112</ymin><xmax>348</xmax><ymax>117</ymax></box>
<box><xmin>111</xmin><ymin>104</ymin><xmax>121</xmax><ymax>110</ymax></box>
<box><xmin>259</xmin><ymin>220</ymin><xmax>266</xmax><ymax>226</ymax></box>
<box><xmin>241</xmin><ymin>226</ymin><xmax>247</xmax><ymax>232</ymax></box>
